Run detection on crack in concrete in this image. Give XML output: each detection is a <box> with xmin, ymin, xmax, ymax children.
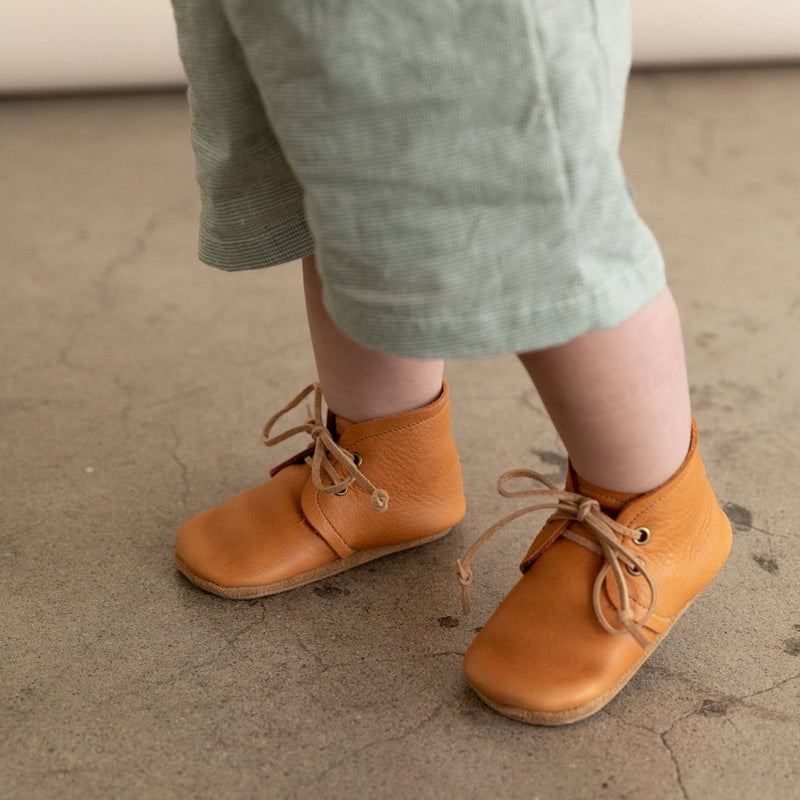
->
<box><xmin>53</xmin><ymin>205</ymin><xmax>174</xmax><ymax>376</ymax></box>
<box><xmin>80</xmin><ymin>605</ymin><xmax>269</xmax><ymax>712</ymax></box>
<box><xmin>324</xmin><ymin>650</ymin><xmax>466</xmax><ymax>671</ymax></box>
<box><xmin>660</xmin><ymin>721</ymin><xmax>692</xmax><ymax>800</ymax></box>
<box><xmin>623</xmin><ymin>717</ymin><xmax>692</xmax><ymax>800</ymax></box>
<box><xmin>675</xmin><ymin>670</ymin><xmax>800</xmax><ymax>724</ymax></box>
<box><xmin>305</xmin><ymin>703</ymin><xmax>445</xmax><ymax>788</ymax></box>
<box><xmin>746</xmin><ymin>523</ymin><xmax>792</xmax><ymax>542</ymax></box>
<box><xmin>223</xmin><ymin>603</ymin><xmax>269</xmax><ymax>649</ymax></box>
<box><xmin>721</xmin><ymin>501</ymin><xmax>792</xmax><ymax>542</ymax></box>
<box><xmin>55</xmin><ymin>319</ymin><xmax>101</xmax><ymax>375</ymax></box>
<box><xmin>170</xmin><ymin>425</ymin><xmax>190</xmax><ymax>510</ymax></box>
<box><xmin>290</xmin><ymin>626</ymin><xmax>328</xmax><ymax>672</ymax></box>
<box><xmin>644</xmin><ymin>663</ymin><xmax>715</xmax><ymax>696</ymax></box>
<box><xmin>737</xmin><ymin>671</ymin><xmax>800</xmax><ymax>705</ymax></box>
<box><xmin>113</xmin><ymin>373</ymin><xmax>134</xmax><ymax>423</ymax></box>
<box><xmin>626</xmin><ymin>669</ymin><xmax>800</xmax><ymax>800</ymax></box>
<box><xmin>93</xmin><ymin>211</ymin><xmax>161</xmax><ymax>313</ymax></box>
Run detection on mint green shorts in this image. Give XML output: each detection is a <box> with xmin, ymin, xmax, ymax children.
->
<box><xmin>171</xmin><ymin>0</ymin><xmax>665</xmax><ymax>358</ymax></box>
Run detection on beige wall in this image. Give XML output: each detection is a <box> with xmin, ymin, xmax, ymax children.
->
<box><xmin>2</xmin><ymin>0</ymin><xmax>799</xmax><ymax>93</ymax></box>
<box><xmin>632</xmin><ymin>0</ymin><xmax>800</xmax><ymax>66</ymax></box>
<box><xmin>1</xmin><ymin>1</ymin><xmax>185</xmax><ymax>91</ymax></box>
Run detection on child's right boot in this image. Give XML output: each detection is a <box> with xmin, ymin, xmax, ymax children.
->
<box><xmin>174</xmin><ymin>380</ymin><xmax>466</xmax><ymax>599</ymax></box>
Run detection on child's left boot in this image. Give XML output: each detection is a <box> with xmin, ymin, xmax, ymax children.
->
<box><xmin>456</xmin><ymin>416</ymin><xmax>732</xmax><ymax>725</ymax></box>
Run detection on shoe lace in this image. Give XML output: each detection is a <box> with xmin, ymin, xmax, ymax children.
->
<box><xmin>455</xmin><ymin>469</ymin><xmax>657</xmax><ymax>649</ymax></box>
<box><xmin>261</xmin><ymin>383</ymin><xmax>389</xmax><ymax>512</ymax></box>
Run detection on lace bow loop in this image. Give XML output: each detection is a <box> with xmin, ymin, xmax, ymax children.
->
<box><xmin>456</xmin><ymin>469</ymin><xmax>658</xmax><ymax>650</ymax></box>
<box><xmin>261</xmin><ymin>383</ymin><xmax>389</xmax><ymax>512</ymax></box>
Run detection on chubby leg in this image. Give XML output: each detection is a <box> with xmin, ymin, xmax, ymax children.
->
<box><xmin>460</xmin><ymin>286</ymin><xmax>731</xmax><ymax>725</ymax></box>
<box><xmin>518</xmin><ymin>287</ymin><xmax>692</xmax><ymax>493</ymax></box>
<box><xmin>302</xmin><ymin>254</ymin><xmax>444</xmax><ymax>422</ymax></box>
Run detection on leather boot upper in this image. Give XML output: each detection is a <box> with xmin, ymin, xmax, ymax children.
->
<box><xmin>175</xmin><ymin>380</ymin><xmax>466</xmax><ymax>589</ymax></box>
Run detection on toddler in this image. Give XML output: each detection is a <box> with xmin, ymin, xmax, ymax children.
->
<box><xmin>170</xmin><ymin>0</ymin><xmax>731</xmax><ymax>724</ymax></box>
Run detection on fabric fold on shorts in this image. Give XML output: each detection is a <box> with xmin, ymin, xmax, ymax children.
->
<box><xmin>172</xmin><ymin>0</ymin><xmax>665</xmax><ymax>358</ymax></box>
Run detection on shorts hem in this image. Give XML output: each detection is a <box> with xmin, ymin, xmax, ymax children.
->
<box><xmin>197</xmin><ymin>218</ymin><xmax>315</xmax><ymax>271</ymax></box>
<box><xmin>321</xmin><ymin>245</ymin><xmax>667</xmax><ymax>360</ymax></box>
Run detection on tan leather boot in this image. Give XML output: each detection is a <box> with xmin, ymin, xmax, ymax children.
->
<box><xmin>456</xmin><ymin>417</ymin><xmax>731</xmax><ymax>725</ymax></box>
<box><xmin>175</xmin><ymin>380</ymin><xmax>465</xmax><ymax>599</ymax></box>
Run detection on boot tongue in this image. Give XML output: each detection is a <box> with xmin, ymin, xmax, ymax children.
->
<box><xmin>324</xmin><ymin>408</ymin><xmax>356</xmax><ymax>439</ymax></box>
<box><xmin>569</xmin><ymin>467</ymin><xmax>639</xmax><ymax>517</ymax></box>
<box><xmin>333</xmin><ymin>413</ymin><xmax>355</xmax><ymax>438</ymax></box>
<box><xmin>521</xmin><ymin>466</ymin><xmax>640</xmax><ymax>575</ymax></box>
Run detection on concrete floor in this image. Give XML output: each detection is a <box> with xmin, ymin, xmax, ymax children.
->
<box><xmin>2</xmin><ymin>67</ymin><xmax>799</xmax><ymax>799</ymax></box>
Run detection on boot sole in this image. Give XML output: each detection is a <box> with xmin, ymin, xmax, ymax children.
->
<box><xmin>469</xmin><ymin>597</ymin><xmax>695</xmax><ymax>726</ymax></box>
<box><xmin>175</xmin><ymin>527</ymin><xmax>452</xmax><ymax>600</ymax></box>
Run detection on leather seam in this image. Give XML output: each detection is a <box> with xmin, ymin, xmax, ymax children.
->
<box><xmin>314</xmin><ymin>489</ymin><xmax>355</xmax><ymax>557</ymax></box>
<box><xmin>630</xmin><ymin>596</ymin><xmax>674</xmax><ymax>623</ymax></box>
<box><xmin>298</xmin><ymin>505</ymin><xmax>340</xmax><ymax>557</ymax></box>
<box><xmin>625</xmin><ymin>459</ymin><xmax>693</xmax><ymax>526</ymax></box>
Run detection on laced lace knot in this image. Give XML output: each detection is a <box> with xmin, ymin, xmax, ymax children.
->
<box><xmin>455</xmin><ymin>469</ymin><xmax>658</xmax><ymax>649</ymax></box>
<box><xmin>575</xmin><ymin>497</ymin><xmax>599</xmax><ymax>522</ymax></box>
<box><xmin>261</xmin><ymin>383</ymin><xmax>389</xmax><ymax>512</ymax></box>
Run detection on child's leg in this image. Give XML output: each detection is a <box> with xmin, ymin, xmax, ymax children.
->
<box><xmin>460</xmin><ymin>288</ymin><xmax>731</xmax><ymax>726</ymax></box>
<box><xmin>518</xmin><ymin>286</ymin><xmax>691</xmax><ymax>493</ymax></box>
<box><xmin>173</xmin><ymin>256</ymin><xmax>464</xmax><ymax>599</ymax></box>
<box><xmin>302</xmin><ymin>255</ymin><xmax>444</xmax><ymax>422</ymax></box>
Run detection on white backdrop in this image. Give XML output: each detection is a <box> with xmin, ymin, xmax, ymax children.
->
<box><xmin>2</xmin><ymin>0</ymin><xmax>799</xmax><ymax>93</ymax></box>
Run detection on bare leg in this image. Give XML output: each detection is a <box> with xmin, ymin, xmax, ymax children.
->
<box><xmin>302</xmin><ymin>254</ymin><xmax>444</xmax><ymax>422</ymax></box>
<box><xmin>518</xmin><ymin>287</ymin><xmax>691</xmax><ymax>494</ymax></box>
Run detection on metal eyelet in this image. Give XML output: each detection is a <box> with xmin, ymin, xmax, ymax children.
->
<box><xmin>626</xmin><ymin>562</ymin><xmax>642</xmax><ymax>576</ymax></box>
<box><xmin>332</xmin><ymin>453</ymin><xmax>361</xmax><ymax>496</ymax></box>
<box><xmin>633</xmin><ymin>526</ymin><xmax>651</xmax><ymax>546</ymax></box>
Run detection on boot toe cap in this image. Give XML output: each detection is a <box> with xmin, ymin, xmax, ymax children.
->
<box><xmin>462</xmin><ymin>563</ymin><xmax>644</xmax><ymax>719</ymax></box>
<box><xmin>463</xmin><ymin>628</ymin><xmax>611</xmax><ymax>717</ymax></box>
<box><xmin>174</xmin><ymin>466</ymin><xmax>336</xmax><ymax>593</ymax></box>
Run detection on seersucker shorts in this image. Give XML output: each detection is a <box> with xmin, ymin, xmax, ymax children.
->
<box><xmin>170</xmin><ymin>0</ymin><xmax>665</xmax><ymax>359</ymax></box>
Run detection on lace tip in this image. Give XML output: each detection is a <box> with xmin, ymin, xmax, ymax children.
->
<box><xmin>459</xmin><ymin>585</ymin><xmax>472</xmax><ymax>615</ymax></box>
<box><xmin>370</xmin><ymin>488</ymin><xmax>389</xmax><ymax>512</ymax></box>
